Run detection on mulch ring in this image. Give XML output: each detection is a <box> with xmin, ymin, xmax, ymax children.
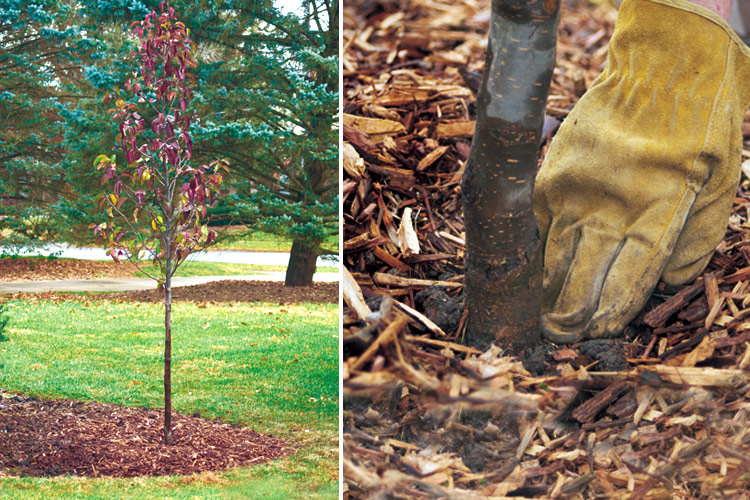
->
<box><xmin>0</xmin><ymin>392</ymin><xmax>289</xmax><ymax>478</ymax></box>
<box><xmin>4</xmin><ymin>280</ymin><xmax>339</xmax><ymax>305</ymax></box>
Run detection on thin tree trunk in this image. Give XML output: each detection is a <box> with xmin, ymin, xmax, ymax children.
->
<box><xmin>284</xmin><ymin>238</ymin><xmax>317</xmax><ymax>286</ymax></box>
<box><xmin>164</xmin><ymin>246</ymin><xmax>173</xmax><ymax>445</ymax></box>
<box><xmin>461</xmin><ymin>0</ymin><xmax>560</xmax><ymax>350</ymax></box>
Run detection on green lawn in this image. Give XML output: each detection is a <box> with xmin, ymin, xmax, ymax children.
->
<box><xmin>1</xmin><ymin>227</ymin><xmax>339</xmax><ymax>256</ymax></box>
<box><xmin>152</xmin><ymin>260</ymin><xmax>339</xmax><ymax>277</ymax></box>
<box><xmin>0</xmin><ymin>299</ymin><xmax>339</xmax><ymax>499</ymax></box>
<box><xmin>213</xmin><ymin>231</ymin><xmax>295</xmax><ymax>252</ymax></box>
<box><xmin>212</xmin><ymin>231</ymin><xmax>339</xmax><ymax>254</ymax></box>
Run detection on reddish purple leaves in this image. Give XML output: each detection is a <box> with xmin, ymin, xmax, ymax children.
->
<box><xmin>92</xmin><ymin>1</ymin><xmax>228</xmax><ymax>276</ymax></box>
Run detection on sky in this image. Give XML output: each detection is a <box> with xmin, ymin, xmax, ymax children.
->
<box><xmin>274</xmin><ymin>0</ymin><xmax>303</xmax><ymax>16</ymax></box>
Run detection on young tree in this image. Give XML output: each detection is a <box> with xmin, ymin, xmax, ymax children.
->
<box><xmin>92</xmin><ymin>2</ymin><xmax>227</xmax><ymax>445</ymax></box>
<box><xmin>461</xmin><ymin>0</ymin><xmax>560</xmax><ymax>349</ymax></box>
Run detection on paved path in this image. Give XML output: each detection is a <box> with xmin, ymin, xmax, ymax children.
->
<box><xmin>0</xmin><ymin>272</ymin><xmax>339</xmax><ymax>294</ymax></box>
<box><xmin>10</xmin><ymin>244</ymin><xmax>339</xmax><ymax>267</ymax></box>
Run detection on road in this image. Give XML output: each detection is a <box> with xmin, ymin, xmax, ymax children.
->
<box><xmin>1</xmin><ymin>244</ymin><xmax>340</xmax><ymax>293</ymax></box>
<box><xmin>0</xmin><ymin>272</ymin><xmax>339</xmax><ymax>293</ymax></box>
<box><xmin>9</xmin><ymin>243</ymin><xmax>339</xmax><ymax>267</ymax></box>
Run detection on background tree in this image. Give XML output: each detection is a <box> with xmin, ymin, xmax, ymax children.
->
<box><xmin>461</xmin><ymin>0</ymin><xmax>560</xmax><ymax>349</ymax></box>
<box><xmin>94</xmin><ymin>3</ymin><xmax>227</xmax><ymax>444</ymax></box>
<box><xmin>182</xmin><ymin>0</ymin><xmax>339</xmax><ymax>285</ymax></box>
<box><xmin>0</xmin><ymin>0</ymin><xmax>97</xmax><ymax>248</ymax></box>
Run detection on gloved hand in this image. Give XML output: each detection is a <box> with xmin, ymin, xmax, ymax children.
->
<box><xmin>534</xmin><ymin>0</ymin><xmax>750</xmax><ymax>343</ymax></box>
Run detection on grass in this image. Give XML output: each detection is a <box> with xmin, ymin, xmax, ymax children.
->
<box><xmin>213</xmin><ymin>231</ymin><xmax>295</xmax><ymax>252</ymax></box>
<box><xmin>0</xmin><ymin>227</ymin><xmax>340</xmax><ymax>255</ymax></box>
<box><xmin>0</xmin><ymin>299</ymin><xmax>339</xmax><ymax>499</ymax></box>
<box><xmin>147</xmin><ymin>260</ymin><xmax>339</xmax><ymax>277</ymax></box>
<box><xmin>212</xmin><ymin>231</ymin><xmax>339</xmax><ymax>255</ymax></box>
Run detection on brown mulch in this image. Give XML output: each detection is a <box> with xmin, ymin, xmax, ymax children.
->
<box><xmin>0</xmin><ymin>257</ymin><xmax>136</xmax><ymax>282</ymax></box>
<box><xmin>0</xmin><ymin>392</ymin><xmax>288</xmax><ymax>478</ymax></box>
<box><xmin>343</xmin><ymin>0</ymin><xmax>750</xmax><ymax>499</ymax></box>
<box><xmin>4</xmin><ymin>281</ymin><xmax>338</xmax><ymax>305</ymax></box>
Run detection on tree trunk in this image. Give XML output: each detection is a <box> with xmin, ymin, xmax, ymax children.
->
<box><xmin>461</xmin><ymin>0</ymin><xmax>560</xmax><ymax>350</ymax></box>
<box><xmin>284</xmin><ymin>238</ymin><xmax>317</xmax><ymax>286</ymax></box>
<box><xmin>163</xmin><ymin>269</ymin><xmax>173</xmax><ymax>445</ymax></box>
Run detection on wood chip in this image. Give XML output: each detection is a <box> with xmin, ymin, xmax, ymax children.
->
<box><xmin>397</xmin><ymin>207</ymin><xmax>420</xmax><ymax>256</ymax></box>
<box><xmin>416</xmin><ymin>145</ymin><xmax>450</xmax><ymax>171</ymax></box>
<box><xmin>435</xmin><ymin>121</ymin><xmax>475</xmax><ymax>138</ymax></box>
<box><xmin>343</xmin><ymin>142</ymin><xmax>366</xmax><ymax>180</ymax></box>
<box><xmin>372</xmin><ymin>272</ymin><xmax>461</xmax><ymax>290</ymax></box>
<box><xmin>343</xmin><ymin>114</ymin><xmax>406</xmax><ymax>144</ymax></box>
<box><xmin>344</xmin><ymin>267</ymin><xmax>373</xmax><ymax>321</ymax></box>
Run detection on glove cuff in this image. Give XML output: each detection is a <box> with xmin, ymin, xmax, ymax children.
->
<box><xmin>649</xmin><ymin>0</ymin><xmax>750</xmax><ymax>52</ymax></box>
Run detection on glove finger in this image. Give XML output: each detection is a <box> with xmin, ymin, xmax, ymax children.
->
<box><xmin>540</xmin><ymin>218</ymin><xmax>579</xmax><ymax>314</ymax></box>
<box><xmin>587</xmin><ymin>233</ymin><xmax>669</xmax><ymax>338</ymax></box>
<box><xmin>542</xmin><ymin>225</ymin><xmax>624</xmax><ymax>343</ymax></box>
<box><xmin>663</xmin><ymin>184</ymin><xmax>735</xmax><ymax>286</ymax></box>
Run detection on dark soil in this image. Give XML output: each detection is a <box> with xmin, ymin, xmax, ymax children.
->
<box><xmin>0</xmin><ymin>392</ymin><xmax>288</xmax><ymax>478</ymax></box>
<box><xmin>414</xmin><ymin>286</ymin><xmax>464</xmax><ymax>333</ymax></box>
<box><xmin>520</xmin><ymin>342</ymin><xmax>555</xmax><ymax>376</ymax></box>
<box><xmin>578</xmin><ymin>339</ymin><xmax>628</xmax><ymax>372</ymax></box>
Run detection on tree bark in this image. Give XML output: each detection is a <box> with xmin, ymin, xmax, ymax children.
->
<box><xmin>164</xmin><ymin>243</ymin><xmax>173</xmax><ymax>445</ymax></box>
<box><xmin>284</xmin><ymin>238</ymin><xmax>317</xmax><ymax>286</ymax></box>
<box><xmin>461</xmin><ymin>0</ymin><xmax>560</xmax><ymax>350</ymax></box>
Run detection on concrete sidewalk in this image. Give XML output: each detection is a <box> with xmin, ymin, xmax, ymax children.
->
<box><xmin>0</xmin><ymin>273</ymin><xmax>340</xmax><ymax>293</ymax></box>
<box><xmin>8</xmin><ymin>243</ymin><xmax>340</xmax><ymax>267</ymax></box>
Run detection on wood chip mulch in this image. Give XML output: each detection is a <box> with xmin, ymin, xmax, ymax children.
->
<box><xmin>343</xmin><ymin>0</ymin><xmax>750</xmax><ymax>498</ymax></box>
<box><xmin>0</xmin><ymin>391</ymin><xmax>288</xmax><ymax>478</ymax></box>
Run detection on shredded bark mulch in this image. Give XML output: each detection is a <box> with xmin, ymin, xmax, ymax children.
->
<box><xmin>4</xmin><ymin>280</ymin><xmax>338</xmax><ymax>305</ymax></box>
<box><xmin>343</xmin><ymin>0</ymin><xmax>750</xmax><ymax>498</ymax></box>
<box><xmin>0</xmin><ymin>392</ymin><xmax>289</xmax><ymax>478</ymax></box>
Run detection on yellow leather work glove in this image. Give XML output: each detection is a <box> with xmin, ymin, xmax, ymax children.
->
<box><xmin>534</xmin><ymin>0</ymin><xmax>750</xmax><ymax>343</ymax></box>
